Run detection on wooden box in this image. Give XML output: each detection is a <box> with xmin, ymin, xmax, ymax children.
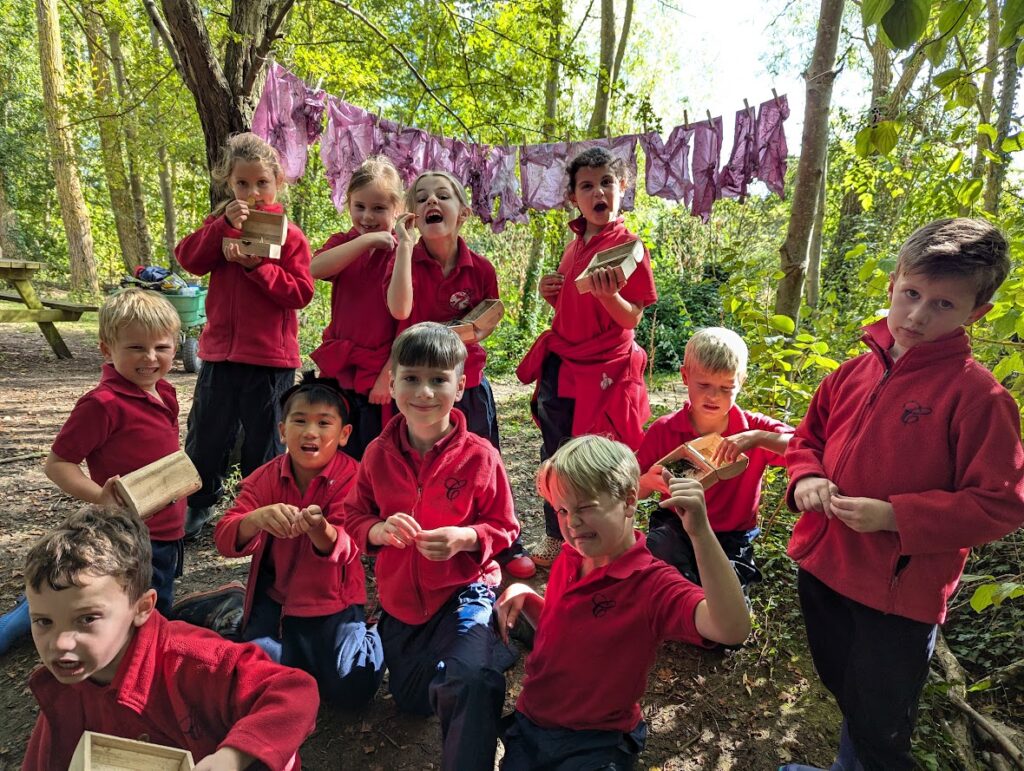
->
<box><xmin>574</xmin><ymin>239</ymin><xmax>644</xmax><ymax>294</ymax></box>
<box><xmin>653</xmin><ymin>433</ymin><xmax>749</xmax><ymax>492</ymax></box>
<box><xmin>113</xmin><ymin>450</ymin><xmax>202</xmax><ymax>520</ymax></box>
<box><xmin>446</xmin><ymin>299</ymin><xmax>504</xmax><ymax>343</ymax></box>
<box><xmin>69</xmin><ymin>731</ymin><xmax>194</xmax><ymax>770</ymax></box>
<box><xmin>222</xmin><ymin>209</ymin><xmax>288</xmax><ymax>260</ymax></box>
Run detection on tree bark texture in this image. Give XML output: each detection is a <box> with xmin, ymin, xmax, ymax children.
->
<box><xmin>35</xmin><ymin>0</ymin><xmax>98</xmax><ymax>293</ymax></box>
<box><xmin>962</xmin><ymin>0</ymin><xmax>999</xmax><ymax>217</ymax></box>
<box><xmin>774</xmin><ymin>0</ymin><xmax>844</xmax><ymax>323</ymax></box>
<box><xmin>984</xmin><ymin>39</ymin><xmax>1020</xmax><ymax>214</ymax></box>
<box><xmin>83</xmin><ymin>2</ymin><xmax>142</xmax><ymax>274</ymax></box>
<box><xmin>107</xmin><ymin>19</ymin><xmax>154</xmax><ymax>266</ymax></box>
<box><xmin>144</xmin><ymin>9</ymin><xmax>179</xmax><ymax>268</ymax></box>
<box><xmin>587</xmin><ymin>0</ymin><xmax>615</xmax><ymax>137</ymax></box>
<box><xmin>805</xmin><ymin>158</ymin><xmax>827</xmax><ymax>308</ymax></box>
<box><xmin>0</xmin><ymin>167</ymin><xmax>21</xmax><ymax>261</ymax></box>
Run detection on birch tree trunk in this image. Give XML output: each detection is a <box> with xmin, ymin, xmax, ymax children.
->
<box><xmin>144</xmin><ymin>9</ymin><xmax>179</xmax><ymax>268</ymax></box>
<box><xmin>83</xmin><ymin>2</ymin><xmax>142</xmax><ymax>273</ymax></box>
<box><xmin>107</xmin><ymin>19</ymin><xmax>154</xmax><ymax>265</ymax></box>
<box><xmin>35</xmin><ymin>0</ymin><xmax>98</xmax><ymax>293</ymax></box>
<box><xmin>983</xmin><ymin>39</ymin><xmax>1020</xmax><ymax>214</ymax></box>
<box><xmin>774</xmin><ymin>0</ymin><xmax>844</xmax><ymax>323</ymax></box>
<box><xmin>805</xmin><ymin>159</ymin><xmax>827</xmax><ymax>308</ymax></box>
<box><xmin>587</xmin><ymin>0</ymin><xmax>616</xmax><ymax>137</ymax></box>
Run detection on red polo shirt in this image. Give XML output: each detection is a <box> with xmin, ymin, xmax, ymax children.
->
<box><xmin>551</xmin><ymin>217</ymin><xmax>657</xmax><ymax>346</ymax></box>
<box><xmin>383</xmin><ymin>238</ymin><xmax>499</xmax><ymax>388</ymax></box>
<box><xmin>636</xmin><ymin>403</ymin><xmax>793</xmax><ymax>532</ymax></box>
<box><xmin>312</xmin><ymin>228</ymin><xmax>397</xmax><ymax>391</ymax></box>
<box><xmin>51</xmin><ymin>364</ymin><xmax>184</xmax><ymax>541</ymax></box>
<box><xmin>516</xmin><ymin>533</ymin><xmax>707</xmax><ymax>733</ymax></box>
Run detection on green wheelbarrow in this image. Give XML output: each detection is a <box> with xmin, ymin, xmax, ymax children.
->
<box><xmin>162</xmin><ymin>288</ymin><xmax>207</xmax><ymax>374</ymax></box>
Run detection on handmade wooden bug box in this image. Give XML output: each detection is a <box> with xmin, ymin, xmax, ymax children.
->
<box><xmin>446</xmin><ymin>299</ymin><xmax>504</xmax><ymax>343</ymax></box>
<box><xmin>574</xmin><ymin>239</ymin><xmax>644</xmax><ymax>294</ymax></box>
<box><xmin>113</xmin><ymin>450</ymin><xmax>201</xmax><ymax>520</ymax></box>
<box><xmin>68</xmin><ymin>731</ymin><xmax>194</xmax><ymax>771</ymax></box>
<box><xmin>654</xmin><ymin>433</ymin><xmax>749</xmax><ymax>492</ymax></box>
<box><xmin>222</xmin><ymin>210</ymin><xmax>288</xmax><ymax>259</ymax></box>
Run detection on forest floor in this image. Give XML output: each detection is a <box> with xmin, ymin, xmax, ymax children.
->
<box><xmin>1</xmin><ymin>319</ymin><xmax>1017</xmax><ymax>770</ymax></box>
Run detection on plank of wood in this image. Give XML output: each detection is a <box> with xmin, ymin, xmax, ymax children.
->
<box><xmin>0</xmin><ymin>308</ymin><xmax>83</xmax><ymax>323</ymax></box>
<box><xmin>0</xmin><ymin>290</ymin><xmax>97</xmax><ymax>312</ymax></box>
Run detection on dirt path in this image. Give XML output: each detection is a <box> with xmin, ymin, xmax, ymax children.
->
<box><xmin>0</xmin><ymin>323</ymin><xmax>838</xmax><ymax>770</ymax></box>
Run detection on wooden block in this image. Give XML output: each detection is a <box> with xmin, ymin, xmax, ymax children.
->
<box><xmin>446</xmin><ymin>299</ymin><xmax>504</xmax><ymax>343</ymax></box>
<box><xmin>574</xmin><ymin>239</ymin><xmax>644</xmax><ymax>294</ymax></box>
<box><xmin>653</xmin><ymin>433</ymin><xmax>749</xmax><ymax>493</ymax></box>
<box><xmin>69</xmin><ymin>731</ymin><xmax>194</xmax><ymax>770</ymax></box>
<box><xmin>113</xmin><ymin>451</ymin><xmax>201</xmax><ymax>520</ymax></box>
<box><xmin>222</xmin><ymin>209</ymin><xmax>288</xmax><ymax>260</ymax></box>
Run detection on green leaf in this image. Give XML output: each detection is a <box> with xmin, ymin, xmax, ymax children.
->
<box><xmin>813</xmin><ymin>356</ymin><xmax>840</xmax><ymax>371</ymax></box>
<box><xmin>977</xmin><ymin>122</ymin><xmax>998</xmax><ymax>142</ymax></box>
<box><xmin>844</xmin><ymin>243</ymin><xmax>867</xmax><ymax>260</ymax></box>
<box><xmin>873</xmin><ymin>121</ymin><xmax>899</xmax><ymax>154</ymax></box>
<box><xmin>863</xmin><ymin>0</ymin><xmax>896</xmax><ymax>25</ymax></box>
<box><xmin>970</xmin><ymin>583</ymin><xmax>996</xmax><ymax>612</ymax></box>
<box><xmin>1001</xmin><ymin>133</ymin><xmax>1024</xmax><ymax>152</ymax></box>
<box><xmin>925</xmin><ymin>37</ymin><xmax>948</xmax><ymax>67</ymax></box>
<box><xmin>855</xmin><ymin>126</ymin><xmax>874</xmax><ymax>158</ymax></box>
<box><xmin>991</xmin><ymin>352</ymin><xmax>1022</xmax><ymax>381</ymax></box>
<box><xmin>770</xmin><ymin>314</ymin><xmax>795</xmax><ymax>334</ymax></box>
<box><xmin>967</xmin><ymin>678</ymin><xmax>992</xmax><ymax>693</ymax></box>
<box><xmin>954</xmin><ymin>177</ymin><xmax>984</xmax><ymax>206</ymax></box>
<box><xmin>858</xmin><ymin>258</ymin><xmax>879</xmax><ymax>282</ymax></box>
<box><xmin>937</xmin><ymin>0</ymin><xmax>970</xmax><ymax>35</ymax></box>
<box><xmin>932</xmin><ymin>68</ymin><xmax>964</xmax><ymax>89</ymax></box>
<box><xmin>999</xmin><ymin>0</ymin><xmax>1024</xmax><ymax>46</ymax></box>
<box><xmin>955</xmin><ymin>81</ymin><xmax>979</xmax><ymax>108</ymax></box>
<box><xmin>796</xmin><ymin>333</ymin><xmax>816</xmax><ymax>343</ymax></box>
<box><xmin>1018</xmin><ymin>43</ymin><xmax>1024</xmax><ymax>67</ymax></box>
<box><xmin>946</xmin><ymin>151</ymin><xmax>963</xmax><ymax>174</ymax></box>
<box><xmin>882</xmin><ymin>0</ymin><xmax>930</xmax><ymax>49</ymax></box>
<box><xmin>811</xmin><ymin>341</ymin><xmax>829</xmax><ymax>354</ymax></box>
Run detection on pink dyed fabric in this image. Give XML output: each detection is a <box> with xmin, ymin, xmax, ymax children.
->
<box><xmin>478</xmin><ymin>146</ymin><xmax>527</xmax><ymax>233</ymax></box>
<box><xmin>520</xmin><ymin>137</ymin><xmax>638</xmax><ymax>212</ymax></box>
<box><xmin>378</xmin><ymin>119</ymin><xmax>429</xmax><ymax>185</ymax></box>
<box><xmin>251</xmin><ymin>64</ymin><xmax>326</xmax><ymax>183</ymax></box>
<box><xmin>639</xmin><ymin>126</ymin><xmax>694</xmax><ymax>204</ymax></box>
<box><xmin>755</xmin><ymin>95</ymin><xmax>790</xmax><ymax>198</ymax></box>
<box><xmin>320</xmin><ymin>97</ymin><xmax>382</xmax><ymax>212</ymax></box>
<box><xmin>690</xmin><ymin>116</ymin><xmax>723</xmax><ymax>222</ymax></box>
<box><xmin>719</xmin><ymin>106</ymin><xmax>758</xmax><ymax>200</ymax></box>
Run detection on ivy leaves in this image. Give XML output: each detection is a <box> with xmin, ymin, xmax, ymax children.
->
<box><xmin>861</xmin><ymin>0</ymin><xmax>930</xmax><ymax>50</ymax></box>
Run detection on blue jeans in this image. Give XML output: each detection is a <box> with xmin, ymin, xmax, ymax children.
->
<box><xmin>151</xmin><ymin>538</ymin><xmax>183</xmax><ymax>616</ymax></box>
<box><xmin>378</xmin><ymin>583</ymin><xmax>517</xmax><ymax>771</ymax></box>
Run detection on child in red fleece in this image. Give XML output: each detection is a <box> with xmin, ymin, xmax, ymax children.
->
<box><xmin>636</xmin><ymin>327</ymin><xmax>793</xmax><ymax>593</ymax></box>
<box><xmin>497</xmin><ymin>435</ymin><xmax>749</xmax><ymax>770</ymax></box>
<box><xmin>782</xmin><ymin>219</ymin><xmax>1024</xmax><ymax>771</ymax></box>
<box><xmin>311</xmin><ymin>156</ymin><xmax>404</xmax><ymax>460</ymax></box>
<box><xmin>516</xmin><ymin>146</ymin><xmax>658</xmax><ymax>566</ymax></box>
<box><xmin>214</xmin><ymin>373</ymin><xmax>383</xmax><ymax>709</ymax></box>
<box><xmin>23</xmin><ymin>506</ymin><xmax>318</xmax><ymax>771</ymax></box>
<box><xmin>175</xmin><ymin>132</ymin><xmax>314</xmax><ymax>540</ymax></box>
<box><xmin>343</xmin><ymin>322</ymin><xmax>520</xmax><ymax>771</ymax></box>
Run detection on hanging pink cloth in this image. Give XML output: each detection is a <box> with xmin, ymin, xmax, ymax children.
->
<box><xmin>690</xmin><ymin>116</ymin><xmax>723</xmax><ymax>222</ymax></box>
<box><xmin>251</xmin><ymin>64</ymin><xmax>326</xmax><ymax>183</ymax></box>
<box><xmin>755</xmin><ymin>95</ymin><xmax>790</xmax><ymax>198</ymax></box>
<box><xmin>424</xmin><ymin>134</ymin><xmax>457</xmax><ymax>175</ymax></box>
<box><xmin>567</xmin><ymin>136</ymin><xmax>639</xmax><ymax>211</ymax></box>
<box><xmin>378</xmin><ymin>119</ymin><xmax>429</xmax><ymax>185</ymax></box>
<box><xmin>719</xmin><ymin>106</ymin><xmax>758</xmax><ymax>200</ymax></box>
<box><xmin>479</xmin><ymin>146</ymin><xmax>527</xmax><ymax>233</ymax></box>
<box><xmin>320</xmin><ymin>97</ymin><xmax>382</xmax><ymax>212</ymax></box>
<box><xmin>519</xmin><ymin>142</ymin><xmax>569</xmax><ymax>211</ymax></box>
<box><xmin>638</xmin><ymin>126</ymin><xmax>694</xmax><ymax>204</ymax></box>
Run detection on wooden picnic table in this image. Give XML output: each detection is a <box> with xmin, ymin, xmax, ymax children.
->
<box><xmin>0</xmin><ymin>258</ymin><xmax>98</xmax><ymax>359</ymax></box>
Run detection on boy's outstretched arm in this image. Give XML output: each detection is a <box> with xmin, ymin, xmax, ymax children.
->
<box><xmin>44</xmin><ymin>452</ymin><xmax>122</xmax><ymax>507</ymax></box>
<box><xmin>662</xmin><ymin>473</ymin><xmax>750</xmax><ymax>646</ymax></box>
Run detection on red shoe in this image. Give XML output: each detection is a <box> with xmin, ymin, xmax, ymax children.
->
<box><xmin>503</xmin><ymin>554</ymin><xmax>537</xmax><ymax>579</ymax></box>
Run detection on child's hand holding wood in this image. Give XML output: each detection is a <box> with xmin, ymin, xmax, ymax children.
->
<box><xmin>661</xmin><ymin>470</ymin><xmax>710</xmax><ymax>537</ymax></box>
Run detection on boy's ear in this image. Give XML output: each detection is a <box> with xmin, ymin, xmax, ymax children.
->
<box><xmin>99</xmin><ymin>340</ymin><xmax>113</xmax><ymax>362</ymax></box>
<box><xmin>337</xmin><ymin>423</ymin><xmax>353</xmax><ymax>447</ymax></box>
<box><xmin>887</xmin><ymin>271</ymin><xmax>896</xmax><ymax>300</ymax></box>
<box><xmin>679</xmin><ymin>365</ymin><xmax>690</xmax><ymax>386</ymax></box>
<box><xmin>278</xmin><ymin>421</ymin><xmax>287</xmax><ymax>445</ymax></box>
<box><xmin>133</xmin><ymin>589</ymin><xmax>157</xmax><ymax>626</ymax></box>
<box><xmin>624</xmin><ymin>487</ymin><xmax>638</xmax><ymax>513</ymax></box>
<box><xmin>966</xmin><ymin>302</ymin><xmax>994</xmax><ymax>325</ymax></box>
<box><xmin>388</xmin><ymin>371</ymin><xmax>397</xmax><ymax>399</ymax></box>
<box><xmin>455</xmin><ymin>373</ymin><xmax>467</xmax><ymax>401</ymax></box>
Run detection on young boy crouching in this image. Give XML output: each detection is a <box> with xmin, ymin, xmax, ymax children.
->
<box><xmin>214</xmin><ymin>373</ymin><xmax>384</xmax><ymax>709</ymax></box>
<box><xmin>23</xmin><ymin>506</ymin><xmax>319</xmax><ymax>770</ymax></box>
<box><xmin>498</xmin><ymin>435</ymin><xmax>750</xmax><ymax>770</ymax></box>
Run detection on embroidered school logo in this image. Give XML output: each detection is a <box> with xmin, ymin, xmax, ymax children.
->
<box><xmin>901</xmin><ymin>401</ymin><xmax>932</xmax><ymax>425</ymax></box>
<box><xmin>448</xmin><ymin>290</ymin><xmax>471</xmax><ymax>311</ymax></box>
<box><xmin>591</xmin><ymin>593</ymin><xmax>616</xmax><ymax>618</ymax></box>
<box><xmin>599</xmin><ymin>372</ymin><xmax>613</xmax><ymax>390</ymax></box>
<box><xmin>444</xmin><ymin>477</ymin><xmax>467</xmax><ymax>501</ymax></box>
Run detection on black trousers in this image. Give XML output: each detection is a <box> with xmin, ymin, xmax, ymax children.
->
<box><xmin>645</xmin><ymin>509</ymin><xmax>762</xmax><ymax>590</ymax></box>
<box><xmin>533</xmin><ymin>355</ymin><xmax>575</xmax><ymax>539</ymax></box>
<box><xmin>338</xmin><ymin>388</ymin><xmax>385</xmax><ymax>462</ymax></box>
<box><xmin>185</xmin><ymin>361</ymin><xmax>293</xmax><ymax>508</ymax></box>
<box><xmin>798</xmin><ymin>569</ymin><xmax>937</xmax><ymax>771</ymax></box>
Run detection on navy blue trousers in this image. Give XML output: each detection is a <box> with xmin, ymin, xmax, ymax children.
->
<box><xmin>798</xmin><ymin>569</ymin><xmax>937</xmax><ymax>771</ymax></box>
<box><xmin>185</xmin><ymin>361</ymin><xmax>293</xmax><ymax>508</ymax></box>
<box><xmin>501</xmin><ymin>711</ymin><xmax>647</xmax><ymax>770</ymax></box>
<box><xmin>150</xmin><ymin>538</ymin><xmax>183</xmax><ymax>616</ymax></box>
<box><xmin>457</xmin><ymin>377</ymin><xmax>501</xmax><ymax>450</ymax></box>
<box><xmin>646</xmin><ymin>510</ymin><xmax>762</xmax><ymax>590</ymax></box>
<box><xmin>533</xmin><ymin>355</ymin><xmax>575</xmax><ymax>539</ymax></box>
<box><xmin>244</xmin><ymin>592</ymin><xmax>384</xmax><ymax>710</ymax></box>
<box><xmin>338</xmin><ymin>388</ymin><xmax>385</xmax><ymax>462</ymax></box>
<box><xmin>378</xmin><ymin>583</ymin><xmax>516</xmax><ymax>771</ymax></box>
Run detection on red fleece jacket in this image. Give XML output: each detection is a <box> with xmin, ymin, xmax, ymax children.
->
<box><xmin>786</xmin><ymin>319</ymin><xmax>1024</xmax><ymax>623</ymax></box>
<box><xmin>23</xmin><ymin>613</ymin><xmax>318</xmax><ymax>770</ymax></box>
<box><xmin>175</xmin><ymin>204</ymin><xmax>314</xmax><ymax>368</ymax></box>
<box><xmin>342</xmin><ymin>410</ymin><xmax>519</xmax><ymax>624</ymax></box>
<box><xmin>214</xmin><ymin>452</ymin><xmax>366</xmax><ymax>630</ymax></box>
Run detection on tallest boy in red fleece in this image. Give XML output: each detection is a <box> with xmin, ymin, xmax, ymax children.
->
<box><xmin>175</xmin><ymin>134</ymin><xmax>314</xmax><ymax>540</ymax></box>
<box><xmin>343</xmin><ymin>323</ymin><xmax>520</xmax><ymax>771</ymax></box>
<box><xmin>782</xmin><ymin>219</ymin><xmax>1024</xmax><ymax>771</ymax></box>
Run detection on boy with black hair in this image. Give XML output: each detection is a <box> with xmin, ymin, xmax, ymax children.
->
<box><xmin>343</xmin><ymin>322</ymin><xmax>520</xmax><ymax>770</ymax></box>
<box><xmin>214</xmin><ymin>372</ymin><xmax>383</xmax><ymax>709</ymax></box>
<box><xmin>23</xmin><ymin>506</ymin><xmax>318</xmax><ymax>770</ymax></box>
<box><xmin>782</xmin><ymin>218</ymin><xmax>1024</xmax><ymax>771</ymax></box>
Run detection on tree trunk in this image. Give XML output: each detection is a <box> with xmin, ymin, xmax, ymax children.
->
<box><xmin>35</xmin><ymin>0</ymin><xmax>98</xmax><ymax>294</ymax></box>
<box><xmin>774</xmin><ymin>0</ymin><xmax>843</xmax><ymax>323</ymax></box>
<box><xmin>805</xmin><ymin>159</ymin><xmax>827</xmax><ymax>308</ymax></box>
<box><xmin>961</xmin><ymin>0</ymin><xmax>999</xmax><ymax>217</ymax></box>
<box><xmin>587</xmin><ymin>0</ymin><xmax>616</xmax><ymax>137</ymax></box>
<box><xmin>83</xmin><ymin>1</ymin><xmax>142</xmax><ymax>274</ymax></box>
<box><xmin>983</xmin><ymin>39</ymin><xmax>1020</xmax><ymax>214</ymax></box>
<box><xmin>0</xmin><ymin>168</ymin><xmax>20</xmax><ymax>261</ymax></box>
<box><xmin>144</xmin><ymin>9</ymin><xmax>179</xmax><ymax>268</ymax></box>
<box><xmin>609</xmin><ymin>0</ymin><xmax>633</xmax><ymax>93</ymax></box>
<box><xmin>107</xmin><ymin>19</ymin><xmax>154</xmax><ymax>266</ymax></box>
